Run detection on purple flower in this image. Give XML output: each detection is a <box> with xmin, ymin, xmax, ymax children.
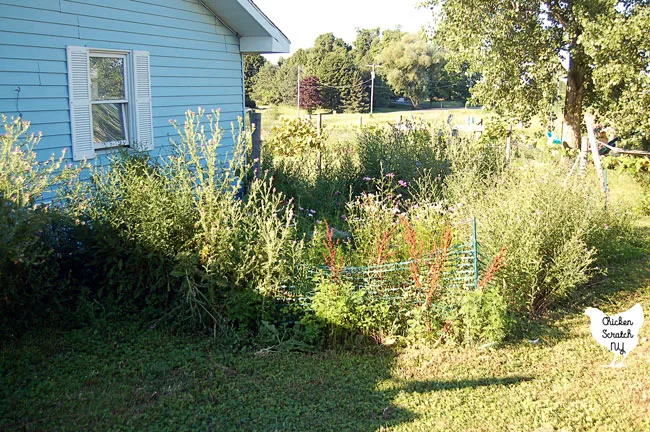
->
<box><xmin>309</xmin><ymin>209</ymin><xmax>316</xmax><ymax>214</ymax></box>
<box><xmin>363</xmin><ymin>177</ymin><xmax>372</xmax><ymax>181</ymax></box>
<box><xmin>341</xmin><ymin>214</ymin><xmax>348</xmax><ymax>221</ymax></box>
<box><xmin>385</xmin><ymin>172</ymin><xmax>395</xmax><ymax>178</ymax></box>
<box><xmin>398</xmin><ymin>180</ymin><xmax>408</xmax><ymax>188</ymax></box>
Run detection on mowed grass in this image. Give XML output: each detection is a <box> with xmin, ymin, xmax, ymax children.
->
<box><xmin>2</xmin><ymin>172</ymin><xmax>650</xmax><ymax>431</ymax></box>
<box><xmin>2</xmin><ymin>226</ymin><xmax>650</xmax><ymax>430</ymax></box>
<box><xmin>1</xmin><ymin>259</ymin><xmax>649</xmax><ymax>431</ymax></box>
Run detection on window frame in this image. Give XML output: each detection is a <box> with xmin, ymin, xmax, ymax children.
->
<box><xmin>88</xmin><ymin>48</ymin><xmax>135</xmax><ymax>150</ymax></box>
<box><xmin>68</xmin><ymin>46</ymin><xmax>153</xmax><ymax>162</ymax></box>
<box><xmin>88</xmin><ymin>49</ymin><xmax>134</xmax><ymax>150</ymax></box>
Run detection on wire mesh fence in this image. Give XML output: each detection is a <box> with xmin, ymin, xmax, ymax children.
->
<box><xmin>280</xmin><ymin>219</ymin><xmax>487</xmax><ymax>309</ymax></box>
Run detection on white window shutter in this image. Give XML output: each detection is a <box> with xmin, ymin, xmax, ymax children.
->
<box><xmin>66</xmin><ymin>46</ymin><xmax>95</xmax><ymax>161</ymax></box>
<box><xmin>133</xmin><ymin>51</ymin><xmax>154</xmax><ymax>151</ymax></box>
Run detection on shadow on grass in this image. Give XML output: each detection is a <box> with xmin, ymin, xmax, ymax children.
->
<box><xmin>398</xmin><ymin>376</ymin><xmax>533</xmax><ymax>395</ymax></box>
<box><xmin>0</xmin><ymin>322</ymin><xmax>535</xmax><ymax>432</ymax></box>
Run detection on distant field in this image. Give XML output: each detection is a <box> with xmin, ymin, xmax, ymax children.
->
<box><xmin>255</xmin><ymin>105</ymin><xmax>488</xmax><ymax>139</ymax></box>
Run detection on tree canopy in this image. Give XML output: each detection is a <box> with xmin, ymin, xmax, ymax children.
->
<box><xmin>377</xmin><ymin>32</ymin><xmax>436</xmax><ymax>108</ymax></box>
<box><xmin>425</xmin><ymin>0</ymin><xmax>650</xmax><ymax>147</ymax></box>
<box><xmin>248</xmin><ymin>29</ymin><xmax>471</xmax><ymax>113</ymax></box>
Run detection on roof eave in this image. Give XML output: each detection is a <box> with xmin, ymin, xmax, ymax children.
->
<box><xmin>200</xmin><ymin>0</ymin><xmax>291</xmax><ymax>54</ymax></box>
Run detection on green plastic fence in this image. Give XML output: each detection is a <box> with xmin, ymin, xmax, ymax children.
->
<box><xmin>282</xmin><ymin>219</ymin><xmax>486</xmax><ymax>308</ymax></box>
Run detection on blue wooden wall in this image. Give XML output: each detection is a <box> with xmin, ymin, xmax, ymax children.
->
<box><xmin>0</xmin><ymin>0</ymin><xmax>245</xmax><ymax>164</ymax></box>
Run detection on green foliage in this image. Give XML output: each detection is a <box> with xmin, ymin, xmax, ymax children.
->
<box><xmin>251</xmin><ymin>63</ymin><xmax>298</xmax><ymax>107</ymax></box>
<box><xmin>457</xmin><ymin>287</ymin><xmax>511</xmax><ymax>345</ymax></box>
<box><xmin>340</xmin><ymin>72</ymin><xmax>368</xmax><ymax>113</ymax></box>
<box><xmin>62</xmin><ymin>110</ymin><xmax>306</xmax><ymax>330</ymax></box>
<box><xmin>351</xmin><ymin>28</ymin><xmax>382</xmax><ymax>66</ymax></box>
<box><xmin>314</xmin><ymin>50</ymin><xmax>359</xmax><ymax>112</ymax></box>
<box><xmin>356</xmin><ymin>122</ymin><xmax>446</xmax><ymax>185</ymax></box>
<box><xmin>377</xmin><ymin>32</ymin><xmax>435</xmax><ymax>108</ymax></box>
<box><xmin>583</xmin><ymin>5</ymin><xmax>650</xmax><ymax>147</ymax></box>
<box><xmin>243</xmin><ymin>54</ymin><xmax>268</xmax><ymax>107</ymax></box>
<box><xmin>427</xmin><ymin>0</ymin><xmax>650</xmax><ymax>148</ymax></box>
<box><xmin>456</xmin><ymin>165</ymin><xmax>619</xmax><ymax>317</ymax></box>
<box><xmin>0</xmin><ymin>116</ymin><xmax>80</xmax><ymax>207</ymax></box>
<box><xmin>0</xmin><ymin>116</ymin><xmax>86</xmax><ymax>334</ymax></box>
<box><xmin>310</xmin><ymin>280</ymin><xmax>383</xmax><ymax>344</ymax></box>
<box><xmin>266</xmin><ymin>117</ymin><xmax>324</xmax><ymax>157</ymax></box>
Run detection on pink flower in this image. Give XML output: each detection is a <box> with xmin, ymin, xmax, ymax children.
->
<box><xmin>385</xmin><ymin>172</ymin><xmax>395</xmax><ymax>178</ymax></box>
<box><xmin>398</xmin><ymin>180</ymin><xmax>408</xmax><ymax>188</ymax></box>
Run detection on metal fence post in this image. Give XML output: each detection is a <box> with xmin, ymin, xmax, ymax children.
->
<box><xmin>472</xmin><ymin>218</ymin><xmax>479</xmax><ymax>289</ymax></box>
<box><xmin>251</xmin><ymin>111</ymin><xmax>262</xmax><ymax>178</ymax></box>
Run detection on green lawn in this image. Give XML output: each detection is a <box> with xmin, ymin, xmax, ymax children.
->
<box><xmin>2</xmin><ymin>220</ymin><xmax>649</xmax><ymax>430</ymax></box>
<box><xmin>257</xmin><ymin>105</ymin><xmax>487</xmax><ymax>138</ymax></box>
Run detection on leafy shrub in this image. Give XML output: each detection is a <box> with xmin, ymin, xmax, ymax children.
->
<box><xmin>357</xmin><ymin>121</ymin><xmax>446</xmax><ymax>185</ymax></box>
<box><xmin>309</xmin><ymin>279</ymin><xmax>391</xmax><ymax>345</ymax></box>
<box><xmin>458</xmin><ymin>165</ymin><xmax>618</xmax><ymax>317</ymax></box>
<box><xmin>69</xmin><ymin>109</ymin><xmax>305</xmax><ymax>330</ymax></box>
<box><xmin>266</xmin><ymin>117</ymin><xmax>323</xmax><ymax>157</ymax></box>
<box><xmin>71</xmin><ymin>151</ymin><xmax>196</xmax><ymax>314</ymax></box>
<box><xmin>457</xmin><ymin>287</ymin><xmax>511</xmax><ymax>345</ymax></box>
<box><xmin>0</xmin><ymin>116</ymin><xmax>85</xmax><ymax>334</ymax></box>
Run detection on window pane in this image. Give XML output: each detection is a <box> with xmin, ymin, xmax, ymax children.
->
<box><xmin>90</xmin><ymin>56</ymin><xmax>125</xmax><ymax>101</ymax></box>
<box><xmin>93</xmin><ymin>103</ymin><xmax>127</xmax><ymax>143</ymax></box>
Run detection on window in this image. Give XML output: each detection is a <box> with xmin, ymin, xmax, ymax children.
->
<box><xmin>90</xmin><ymin>54</ymin><xmax>129</xmax><ymax>148</ymax></box>
<box><xmin>67</xmin><ymin>47</ymin><xmax>153</xmax><ymax>161</ymax></box>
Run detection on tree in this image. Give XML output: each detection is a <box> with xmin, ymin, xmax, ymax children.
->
<box><xmin>582</xmin><ymin>3</ymin><xmax>650</xmax><ymax>147</ymax></box>
<box><xmin>314</xmin><ymin>50</ymin><xmax>358</xmax><ymax>111</ymax></box>
<box><xmin>352</xmin><ymin>28</ymin><xmax>382</xmax><ymax>65</ymax></box>
<box><xmin>427</xmin><ymin>58</ymin><xmax>472</xmax><ymax>104</ymax></box>
<box><xmin>299</xmin><ymin>76</ymin><xmax>322</xmax><ymax>114</ymax></box>
<box><xmin>251</xmin><ymin>63</ymin><xmax>280</xmax><ymax>105</ymax></box>
<box><xmin>243</xmin><ymin>54</ymin><xmax>268</xmax><ymax>107</ymax></box>
<box><xmin>251</xmin><ymin>62</ymin><xmax>298</xmax><ymax>107</ymax></box>
<box><xmin>377</xmin><ymin>32</ymin><xmax>435</xmax><ymax>108</ymax></box>
<box><xmin>425</xmin><ymin>0</ymin><xmax>650</xmax><ymax>148</ymax></box>
<box><xmin>340</xmin><ymin>72</ymin><xmax>368</xmax><ymax>113</ymax></box>
<box><xmin>313</xmin><ymin>33</ymin><xmax>351</xmax><ymax>55</ymax></box>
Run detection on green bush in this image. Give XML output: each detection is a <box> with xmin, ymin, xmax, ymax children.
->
<box><xmin>309</xmin><ymin>279</ymin><xmax>391</xmax><ymax>345</ymax></box>
<box><xmin>357</xmin><ymin>122</ymin><xmax>446</xmax><ymax>185</ymax></box>
<box><xmin>457</xmin><ymin>287</ymin><xmax>511</xmax><ymax>345</ymax></box>
<box><xmin>458</xmin><ymin>165</ymin><xmax>620</xmax><ymax>317</ymax></box>
<box><xmin>266</xmin><ymin>117</ymin><xmax>323</xmax><ymax>157</ymax></box>
<box><xmin>69</xmin><ymin>109</ymin><xmax>305</xmax><ymax>330</ymax></box>
<box><xmin>0</xmin><ymin>116</ymin><xmax>85</xmax><ymax>334</ymax></box>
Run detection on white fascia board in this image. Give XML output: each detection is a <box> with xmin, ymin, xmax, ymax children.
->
<box><xmin>200</xmin><ymin>0</ymin><xmax>290</xmax><ymax>53</ymax></box>
<box><xmin>240</xmin><ymin>36</ymin><xmax>290</xmax><ymax>54</ymax></box>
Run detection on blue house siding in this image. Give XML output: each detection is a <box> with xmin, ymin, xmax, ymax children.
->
<box><xmin>0</xmin><ymin>0</ymin><xmax>246</xmax><ymax>164</ymax></box>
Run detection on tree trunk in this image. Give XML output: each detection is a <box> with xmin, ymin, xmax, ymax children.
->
<box><xmin>563</xmin><ymin>45</ymin><xmax>589</xmax><ymax>149</ymax></box>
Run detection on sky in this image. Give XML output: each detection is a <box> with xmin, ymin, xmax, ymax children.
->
<box><xmin>253</xmin><ymin>0</ymin><xmax>434</xmax><ymax>63</ymax></box>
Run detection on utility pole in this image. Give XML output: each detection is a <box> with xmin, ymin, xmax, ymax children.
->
<box><xmin>368</xmin><ymin>64</ymin><xmax>379</xmax><ymax>117</ymax></box>
<box><xmin>297</xmin><ymin>65</ymin><xmax>301</xmax><ymax>118</ymax></box>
